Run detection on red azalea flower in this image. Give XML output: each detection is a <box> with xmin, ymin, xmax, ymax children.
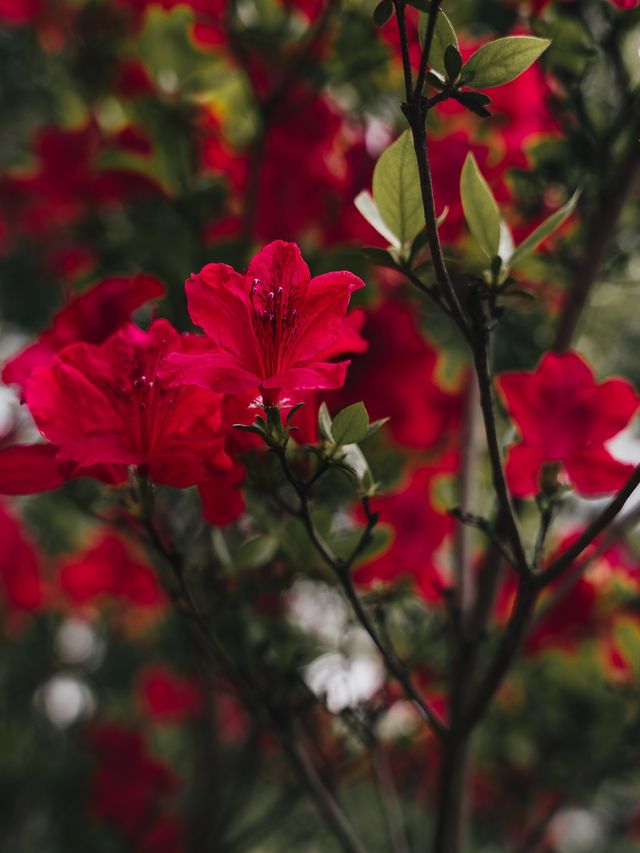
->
<box><xmin>139</xmin><ymin>664</ymin><xmax>203</xmax><ymax>723</ymax></box>
<box><xmin>355</xmin><ymin>458</ymin><xmax>457</xmax><ymax>601</ymax></box>
<box><xmin>88</xmin><ymin>724</ymin><xmax>183</xmax><ymax>842</ymax></box>
<box><xmin>0</xmin><ymin>499</ymin><xmax>44</xmax><ymax>613</ymax></box>
<box><xmin>60</xmin><ymin>534</ymin><xmax>164</xmax><ymax>607</ymax></box>
<box><xmin>326</xmin><ymin>298</ymin><xmax>462</xmax><ymax>450</ymax></box>
<box><xmin>3</xmin><ymin>274</ymin><xmax>164</xmax><ymax>393</ymax></box>
<box><xmin>25</xmin><ymin>320</ymin><xmax>230</xmax><ymax>488</ymax></box>
<box><xmin>498</xmin><ymin>351</ymin><xmax>639</xmax><ymax>497</ymax></box>
<box><xmin>162</xmin><ymin>241</ymin><xmax>365</xmax><ymax>406</ymax></box>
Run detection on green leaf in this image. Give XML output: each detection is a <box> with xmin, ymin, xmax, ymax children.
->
<box><xmin>318</xmin><ymin>402</ymin><xmax>334</xmax><ymax>443</ymax></box>
<box><xmin>509</xmin><ymin>191</ymin><xmax>580</xmax><ymax>266</ymax></box>
<box><xmin>354</xmin><ymin>191</ymin><xmax>401</xmax><ymax>249</ymax></box>
<box><xmin>364</xmin><ymin>418</ymin><xmax>390</xmax><ymax>440</ymax></box>
<box><xmin>331</xmin><ymin>402</ymin><xmax>370</xmax><ymax>447</ymax></box>
<box><xmin>444</xmin><ymin>44</ymin><xmax>463</xmax><ymax>81</ymax></box>
<box><xmin>363</xmin><ymin>247</ymin><xmax>403</xmax><ymax>271</ymax></box>
<box><xmin>372</xmin><ymin>131</ymin><xmax>425</xmax><ymax>248</ymax></box>
<box><xmin>235</xmin><ymin>536</ymin><xmax>279</xmax><ymax>570</ymax></box>
<box><xmin>460</xmin><ymin>36</ymin><xmax>551</xmax><ymax>89</ymax></box>
<box><xmin>373</xmin><ymin>0</ymin><xmax>393</xmax><ymax>26</ymax></box>
<box><xmin>454</xmin><ymin>90</ymin><xmax>492</xmax><ymax>117</ymax></box>
<box><xmin>460</xmin><ymin>152</ymin><xmax>501</xmax><ymax>257</ymax></box>
<box><xmin>418</xmin><ymin>8</ymin><xmax>458</xmax><ymax>77</ymax></box>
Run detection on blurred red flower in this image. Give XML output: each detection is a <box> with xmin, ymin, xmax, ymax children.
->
<box><xmin>139</xmin><ymin>664</ymin><xmax>203</xmax><ymax>722</ymax></box>
<box><xmin>60</xmin><ymin>534</ymin><xmax>164</xmax><ymax>607</ymax></box>
<box><xmin>0</xmin><ymin>499</ymin><xmax>44</xmax><ymax>614</ymax></box>
<box><xmin>498</xmin><ymin>351</ymin><xmax>638</xmax><ymax>497</ymax></box>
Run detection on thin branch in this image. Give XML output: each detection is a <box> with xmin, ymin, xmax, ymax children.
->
<box><xmin>274</xmin><ymin>446</ymin><xmax>449</xmax><ymax>740</ymax></box>
<box><xmin>537</xmin><ymin>464</ymin><xmax>640</xmax><ymax>588</ymax></box>
<box><xmin>459</xmin><ymin>579</ymin><xmax>538</xmax><ymax>735</ymax></box>
<box><xmin>142</xmin><ymin>506</ymin><xmax>367</xmax><ymax>853</ymax></box>
<box><xmin>414</xmin><ymin>0</ymin><xmax>441</xmax><ymax>99</ymax></box>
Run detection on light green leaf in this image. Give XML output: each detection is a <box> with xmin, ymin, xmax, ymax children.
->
<box><xmin>318</xmin><ymin>402</ymin><xmax>334</xmax><ymax>443</ymax></box>
<box><xmin>418</xmin><ymin>8</ymin><xmax>458</xmax><ymax>77</ymax></box>
<box><xmin>354</xmin><ymin>191</ymin><xmax>401</xmax><ymax>249</ymax></box>
<box><xmin>461</xmin><ymin>36</ymin><xmax>551</xmax><ymax>89</ymax></box>
<box><xmin>372</xmin><ymin>131</ymin><xmax>425</xmax><ymax>249</ymax></box>
<box><xmin>331</xmin><ymin>402</ymin><xmax>370</xmax><ymax>447</ymax></box>
<box><xmin>235</xmin><ymin>535</ymin><xmax>279</xmax><ymax>570</ymax></box>
<box><xmin>460</xmin><ymin>152</ymin><xmax>501</xmax><ymax>257</ymax></box>
<box><xmin>509</xmin><ymin>191</ymin><xmax>580</xmax><ymax>266</ymax></box>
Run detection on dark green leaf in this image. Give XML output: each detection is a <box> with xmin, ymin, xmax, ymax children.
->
<box><xmin>373</xmin><ymin>0</ymin><xmax>393</xmax><ymax>26</ymax></box>
<box><xmin>444</xmin><ymin>44</ymin><xmax>463</xmax><ymax>81</ymax></box>
<box><xmin>363</xmin><ymin>247</ymin><xmax>403</xmax><ymax>271</ymax></box>
<box><xmin>509</xmin><ymin>191</ymin><xmax>580</xmax><ymax>266</ymax></box>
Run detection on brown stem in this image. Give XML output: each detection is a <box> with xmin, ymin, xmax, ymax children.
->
<box><xmin>432</xmin><ymin>734</ymin><xmax>471</xmax><ymax>853</ymax></box>
<box><xmin>538</xmin><ymin>464</ymin><xmax>640</xmax><ymax>588</ymax></box>
<box><xmin>142</xmin><ymin>512</ymin><xmax>367</xmax><ymax>853</ymax></box>
<box><xmin>275</xmin><ymin>447</ymin><xmax>449</xmax><ymax>739</ymax></box>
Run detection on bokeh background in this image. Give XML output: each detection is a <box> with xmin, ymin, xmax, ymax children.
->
<box><xmin>1</xmin><ymin>1</ymin><xmax>640</xmax><ymax>850</ymax></box>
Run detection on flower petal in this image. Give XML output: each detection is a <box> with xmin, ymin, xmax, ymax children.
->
<box><xmin>160</xmin><ymin>351</ymin><xmax>260</xmax><ymax>395</ymax></box>
<box><xmin>564</xmin><ymin>447</ymin><xmax>636</xmax><ymax>496</ymax></box>
<box><xmin>0</xmin><ymin>443</ymin><xmax>67</xmax><ymax>494</ymax></box>
<box><xmin>504</xmin><ymin>444</ymin><xmax>545</xmax><ymax>497</ymax></box>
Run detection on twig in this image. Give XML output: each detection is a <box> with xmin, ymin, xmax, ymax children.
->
<box><xmin>537</xmin><ymin>464</ymin><xmax>640</xmax><ymax>588</ymax></box>
<box><xmin>274</xmin><ymin>446</ymin><xmax>449</xmax><ymax>740</ymax></box>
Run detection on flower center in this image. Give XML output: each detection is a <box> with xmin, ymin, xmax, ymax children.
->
<box><xmin>249</xmin><ymin>278</ymin><xmax>300</xmax><ymax>376</ymax></box>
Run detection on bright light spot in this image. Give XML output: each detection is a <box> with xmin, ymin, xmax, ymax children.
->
<box><xmin>305</xmin><ymin>652</ymin><xmax>384</xmax><ymax>714</ymax></box>
<box><xmin>549</xmin><ymin>808</ymin><xmax>604</xmax><ymax>852</ymax></box>
<box><xmin>287</xmin><ymin>579</ymin><xmax>349</xmax><ymax>642</ymax></box>
<box><xmin>55</xmin><ymin>619</ymin><xmax>99</xmax><ymax>666</ymax></box>
<box><xmin>377</xmin><ymin>701</ymin><xmax>421</xmax><ymax>740</ymax></box>
<box><xmin>35</xmin><ymin>674</ymin><xmax>96</xmax><ymax>728</ymax></box>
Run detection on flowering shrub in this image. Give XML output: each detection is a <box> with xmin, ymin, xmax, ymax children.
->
<box><xmin>1</xmin><ymin>1</ymin><xmax>640</xmax><ymax>852</ymax></box>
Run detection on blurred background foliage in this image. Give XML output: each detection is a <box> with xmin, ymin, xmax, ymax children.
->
<box><xmin>1</xmin><ymin>0</ymin><xmax>640</xmax><ymax>851</ymax></box>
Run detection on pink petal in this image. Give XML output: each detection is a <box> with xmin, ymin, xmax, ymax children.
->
<box><xmin>581</xmin><ymin>379</ymin><xmax>639</xmax><ymax>443</ymax></box>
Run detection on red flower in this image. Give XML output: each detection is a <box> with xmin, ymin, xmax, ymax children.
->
<box><xmin>139</xmin><ymin>665</ymin><xmax>203</xmax><ymax>723</ymax></box>
<box><xmin>25</xmin><ymin>320</ymin><xmax>230</xmax><ymax>488</ymax></box>
<box><xmin>327</xmin><ymin>298</ymin><xmax>462</xmax><ymax>450</ymax></box>
<box><xmin>355</xmin><ymin>459</ymin><xmax>457</xmax><ymax>601</ymax></box>
<box><xmin>498</xmin><ymin>352</ymin><xmax>639</xmax><ymax>497</ymax></box>
<box><xmin>0</xmin><ymin>500</ymin><xmax>44</xmax><ymax>614</ymax></box>
<box><xmin>3</xmin><ymin>274</ymin><xmax>164</xmax><ymax>393</ymax></box>
<box><xmin>162</xmin><ymin>241</ymin><xmax>365</xmax><ymax>406</ymax></box>
<box><xmin>88</xmin><ymin>724</ymin><xmax>183</xmax><ymax>844</ymax></box>
<box><xmin>60</xmin><ymin>534</ymin><xmax>163</xmax><ymax>607</ymax></box>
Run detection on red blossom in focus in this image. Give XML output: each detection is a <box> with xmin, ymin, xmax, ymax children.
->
<box><xmin>498</xmin><ymin>351</ymin><xmax>639</xmax><ymax>497</ymax></box>
<box><xmin>60</xmin><ymin>534</ymin><xmax>164</xmax><ymax>608</ymax></box>
<box><xmin>0</xmin><ymin>499</ymin><xmax>44</xmax><ymax>615</ymax></box>
<box><xmin>139</xmin><ymin>665</ymin><xmax>203</xmax><ymax>722</ymax></box>
<box><xmin>162</xmin><ymin>241</ymin><xmax>365</xmax><ymax>406</ymax></box>
<box><xmin>25</xmin><ymin>319</ymin><xmax>230</xmax><ymax>488</ymax></box>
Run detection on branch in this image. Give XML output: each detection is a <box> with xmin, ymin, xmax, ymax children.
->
<box><xmin>414</xmin><ymin>0</ymin><xmax>441</xmax><ymax>99</ymax></box>
<box><xmin>274</xmin><ymin>446</ymin><xmax>449</xmax><ymax>740</ymax></box>
<box><xmin>537</xmin><ymin>464</ymin><xmax>640</xmax><ymax>588</ymax></box>
<box><xmin>142</xmin><ymin>506</ymin><xmax>366</xmax><ymax>853</ymax></box>
<box><xmin>459</xmin><ymin>579</ymin><xmax>538</xmax><ymax>735</ymax></box>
